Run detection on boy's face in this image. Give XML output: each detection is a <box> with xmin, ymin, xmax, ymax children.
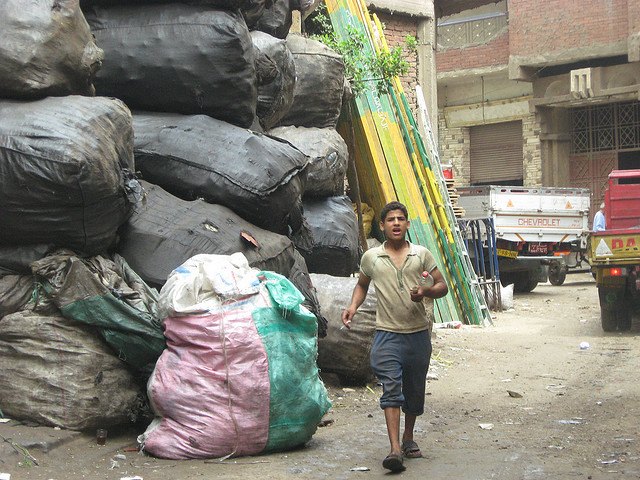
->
<box><xmin>381</xmin><ymin>209</ymin><xmax>410</xmax><ymax>241</ymax></box>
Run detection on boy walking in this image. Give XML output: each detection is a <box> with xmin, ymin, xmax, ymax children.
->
<box><xmin>342</xmin><ymin>201</ymin><xmax>448</xmax><ymax>473</ymax></box>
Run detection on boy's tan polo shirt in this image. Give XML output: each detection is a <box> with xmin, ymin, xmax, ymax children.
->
<box><xmin>360</xmin><ymin>241</ymin><xmax>437</xmax><ymax>333</ymax></box>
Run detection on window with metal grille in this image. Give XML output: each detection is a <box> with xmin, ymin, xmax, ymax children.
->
<box><xmin>570</xmin><ymin>101</ymin><xmax>640</xmax><ymax>153</ymax></box>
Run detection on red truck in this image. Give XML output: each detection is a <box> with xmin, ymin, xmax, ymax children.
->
<box><xmin>589</xmin><ymin>169</ymin><xmax>640</xmax><ymax>331</ymax></box>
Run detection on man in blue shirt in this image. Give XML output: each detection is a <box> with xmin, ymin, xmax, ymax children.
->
<box><xmin>593</xmin><ymin>202</ymin><xmax>606</xmax><ymax>231</ymax></box>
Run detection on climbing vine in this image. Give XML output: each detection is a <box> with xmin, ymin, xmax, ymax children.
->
<box><xmin>305</xmin><ymin>3</ymin><xmax>417</xmax><ymax>96</ymax></box>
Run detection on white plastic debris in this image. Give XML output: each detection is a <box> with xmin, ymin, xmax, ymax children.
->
<box><xmin>479</xmin><ymin>423</ymin><xmax>494</xmax><ymax>430</ymax></box>
<box><xmin>0</xmin><ymin>473</ymin><xmax>11</xmax><ymax>480</ymax></box>
<box><xmin>120</xmin><ymin>477</ymin><xmax>143</xmax><ymax>480</ymax></box>
<box><xmin>350</xmin><ymin>467</ymin><xmax>370</xmax><ymax>471</ymax></box>
<box><xmin>579</xmin><ymin>341</ymin><xmax>590</xmax><ymax>350</ymax></box>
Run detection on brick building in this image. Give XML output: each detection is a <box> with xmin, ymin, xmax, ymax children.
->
<box><xmin>434</xmin><ymin>0</ymin><xmax>640</xmax><ymax>221</ymax></box>
<box><xmin>366</xmin><ymin>1</ymin><xmax>640</xmax><ymax>218</ymax></box>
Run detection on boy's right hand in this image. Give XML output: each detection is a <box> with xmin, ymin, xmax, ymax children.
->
<box><xmin>341</xmin><ymin>307</ymin><xmax>355</xmax><ymax>329</ymax></box>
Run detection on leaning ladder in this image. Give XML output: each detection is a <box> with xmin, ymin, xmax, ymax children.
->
<box><xmin>415</xmin><ymin>86</ymin><xmax>492</xmax><ymax>325</ymax></box>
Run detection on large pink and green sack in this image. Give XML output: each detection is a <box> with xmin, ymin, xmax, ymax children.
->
<box><xmin>140</xmin><ymin>253</ymin><xmax>331</xmax><ymax>459</ymax></box>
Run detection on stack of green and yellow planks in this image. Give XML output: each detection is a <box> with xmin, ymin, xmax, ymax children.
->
<box><xmin>327</xmin><ymin>0</ymin><xmax>491</xmax><ymax>325</ymax></box>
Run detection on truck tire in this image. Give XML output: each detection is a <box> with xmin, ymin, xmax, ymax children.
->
<box><xmin>598</xmin><ymin>287</ymin><xmax>630</xmax><ymax>332</ymax></box>
<box><xmin>514</xmin><ymin>275</ymin><xmax>538</xmax><ymax>293</ymax></box>
<box><xmin>548</xmin><ymin>261</ymin><xmax>567</xmax><ymax>286</ymax></box>
<box><xmin>501</xmin><ymin>272</ymin><xmax>538</xmax><ymax>293</ymax></box>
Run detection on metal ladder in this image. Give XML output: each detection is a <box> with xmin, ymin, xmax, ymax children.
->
<box><xmin>415</xmin><ymin>86</ymin><xmax>492</xmax><ymax>325</ymax></box>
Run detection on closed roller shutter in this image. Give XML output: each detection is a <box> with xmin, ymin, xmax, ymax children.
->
<box><xmin>470</xmin><ymin>121</ymin><xmax>523</xmax><ymax>185</ymax></box>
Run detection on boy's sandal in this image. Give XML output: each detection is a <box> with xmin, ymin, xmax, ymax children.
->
<box><xmin>401</xmin><ymin>440</ymin><xmax>422</xmax><ymax>458</ymax></box>
<box><xmin>382</xmin><ymin>453</ymin><xmax>406</xmax><ymax>472</ymax></box>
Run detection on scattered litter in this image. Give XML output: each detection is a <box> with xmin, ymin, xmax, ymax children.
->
<box><xmin>507</xmin><ymin>390</ymin><xmax>523</xmax><ymax>398</ymax></box>
<box><xmin>478</xmin><ymin>423</ymin><xmax>494</xmax><ymax>430</ymax></box>
<box><xmin>599</xmin><ymin>459</ymin><xmax>618</xmax><ymax>465</ymax></box>
<box><xmin>366</xmin><ymin>386</ymin><xmax>377</xmax><ymax>396</ymax></box>
<box><xmin>114</xmin><ymin>454</ymin><xmax>127</xmax><ymax>461</ymax></box>
<box><xmin>579</xmin><ymin>341</ymin><xmax>590</xmax><ymax>350</ymax></box>
<box><xmin>596</xmin><ymin>401</ymin><xmax>603</xmax><ymax>406</ymax></box>
<box><xmin>434</xmin><ymin>321</ymin><xmax>462</xmax><ymax>329</ymax></box>
<box><xmin>0</xmin><ymin>473</ymin><xmax>10</xmax><ymax>480</ymax></box>
<box><xmin>342</xmin><ymin>388</ymin><xmax>355</xmax><ymax>393</ymax></box>
<box><xmin>0</xmin><ymin>419</ymin><xmax>10</xmax><ymax>423</ymax></box>
<box><xmin>120</xmin><ymin>477</ymin><xmax>143</xmax><ymax>480</ymax></box>
<box><xmin>109</xmin><ymin>460</ymin><xmax>119</xmax><ymax>470</ymax></box>
<box><xmin>350</xmin><ymin>467</ymin><xmax>370</xmax><ymax>472</ymax></box>
<box><xmin>426</xmin><ymin>372</ymin><xmax>439</xmax><ymax>380</ymax></box>
<box><xmin>318</xmin><ymin>419</ymin><xmax>334</xmax><ymax>427</ymax></box>
<box><xmin>547</xmin><ymin>445</ymin><xmax>564</xmax><ymax>450</ymax></box>
<box><xmin>545</xmin><ymin>384</ymin><xmax>566</xmax><ymax>395</ymax></box>
<box><xmin>558</xmin><ymin>419</ymin><xmax>582</xmax><ymax>425</ymax></box>
<box><xmin>501</xmin><ymin>378</ymin><xmax>513</xmax><ymax>383</ymax></box>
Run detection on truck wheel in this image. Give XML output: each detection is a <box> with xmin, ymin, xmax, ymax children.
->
<box><xmin>548</xmin><ymin>261</ymin><xmax>567</xmax><ymax>286</ymax></box>
<box><xmin>514</xmin><ymin>276</ymin><xmax>538</xmax><ymax>293</ymax></box>
<box><xmin>598</xmin><ymin>288</ymin><xmax>630</xmax><ymax>332</ymax></box>
<box><xmin>600</xmin><ymin>309</ymin><xmax>618</xmax><ymax>332</ymax></box>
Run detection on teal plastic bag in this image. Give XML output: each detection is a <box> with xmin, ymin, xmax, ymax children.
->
<box><xmin>254</xmin><ymin>271</ymin><xmax>331</xmax><ymax>451</ymax></box>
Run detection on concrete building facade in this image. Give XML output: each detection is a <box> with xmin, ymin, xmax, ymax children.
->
<box><xmin>435</xmin><ymin>0</ymin><xmax>640</xmax><ymax>219</ymax></box>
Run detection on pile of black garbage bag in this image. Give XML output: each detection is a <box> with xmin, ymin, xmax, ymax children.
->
<box><xmin>0</xmin><ymin>0</ymin><xmax>365</xmax><ymax>434</ymax></box>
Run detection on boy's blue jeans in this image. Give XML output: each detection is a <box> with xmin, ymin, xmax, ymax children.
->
<box><xmin>370</xmin><ymin>329</ymin><xmax>432</xmax><ymax>415</ymax></box>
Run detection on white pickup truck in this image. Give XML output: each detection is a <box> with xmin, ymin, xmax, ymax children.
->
<box><xmin>457</xmin><ymin>186</ymin><xmax>591</xmax><ymax>292</ymax></box>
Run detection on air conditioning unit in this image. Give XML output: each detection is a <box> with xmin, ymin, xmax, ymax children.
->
<box><xmin>570</xmin><ymin>68</ymin><xmax>594</xmax><ymax>99</ymax></box>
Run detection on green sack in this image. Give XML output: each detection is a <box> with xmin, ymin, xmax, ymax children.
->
<box><xmin>32</xmin><ymin>251</ymin><xmax>165</xmax><ymax>374</ymax></box>
<box><xmin>254</xmin><ymin>271</ymin><xmax>331</xmax><ymax>451</ymax></box>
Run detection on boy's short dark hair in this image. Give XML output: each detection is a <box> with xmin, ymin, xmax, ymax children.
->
<box><xmin>380</xmin><ymin>201</ymin><xmax>408</xmax><ymax>222</ymax></box>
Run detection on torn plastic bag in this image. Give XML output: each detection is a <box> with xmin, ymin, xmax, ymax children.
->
<box><xmin>0</xmin><ymin>96</ymin><xmax>139</xmax><ymax>255</ymax></box>
<box><xmin>0</xmin><ymin>0</ymin><xmax>103</xmax><ymax>99</ymax></box>
<box><xmin>116</xmin><ymin>182</ymin><xmax>326</xmax><ymax>337</ymax></box>
<box><xmin>132</xmin><ymin>112</ymin><xmax>308</xmax><ymax>234</ymax></box>
<box><xmin>85</xmin><ymin>4</ymin><xmax>257</xmax><ymax>128</ymax></box>
<box><xmin>0</xmin><ymin>310</ymin><xmax>144</xmax><ymax>431</ymax></box>
<box><xmin>139</xmin><ymin>254</ymin><xmax>331</xmax><ymax>459</ymax></box>
<box><xmin>31</xmin><ymin>250</ymin><xmax>164</xmax><ymax>374</ymax></box>
<box><xmin>269</xmin><ymin>125</ymin><xmax>348</xmax><ymax>198</ymax></box>
<box><xmin>276</xmin><ymin>35</ymin><xmax>344</xmax><ymax>129</ymax></box>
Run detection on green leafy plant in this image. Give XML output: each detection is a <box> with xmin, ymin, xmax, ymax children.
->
<box><xmin>305</xmin><ymin>5</ymin><xmax>417</xmax><ymax>96</ymax></box>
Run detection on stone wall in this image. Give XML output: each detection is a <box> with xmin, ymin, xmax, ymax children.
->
<box><xmin>522</xmin><ymin>111</ymin><xmax>542</xmax><ymax>185</ymax></box>
<box><xmin>438</xmin><ymin>109</ymin><xmax>542</xmax><ymax>187</ymax></box>
<box><xmin>437</xmin><ymin>112</ymin><xmax>470</xmax><ymax>184</ymax></box>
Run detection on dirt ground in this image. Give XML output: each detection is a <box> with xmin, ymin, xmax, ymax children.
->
<box><xmin>2</xmin><ymin>271</ymin><xmax>639</xmax><ymax>480</ymax></box>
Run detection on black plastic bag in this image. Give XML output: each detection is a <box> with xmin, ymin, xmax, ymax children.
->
<box><xmin>86</xmin><ymin>4</ymin><xmax>257</xmax><ymax>127</ymax></box>
<box><xmin>0</xmin><ymin>96</ymin><xmax>138</xmax><ymax>255</ymax></box>
<box><xmin>132</xmin><ymin>112</ymin><xmax>308</xmax><ymax>234</ymax></box>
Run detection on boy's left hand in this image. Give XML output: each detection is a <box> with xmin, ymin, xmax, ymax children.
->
<box><xmin>410</xmin><ymin>286</ymin><xmax>425</xmax><ymax>302</ymax></box>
